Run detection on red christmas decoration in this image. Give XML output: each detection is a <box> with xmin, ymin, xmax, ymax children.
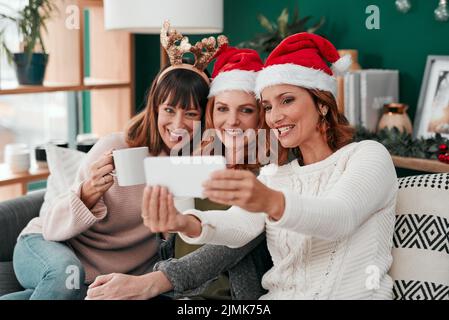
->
<box><xmin>439</xmin><ymin>144</ymin><xmax>448</xmax><ymax>153</ymax></box>
<box><xmin>437</xmin><ymin>144</ymin><xmax>449</xmax><ymax>164</ymax></box>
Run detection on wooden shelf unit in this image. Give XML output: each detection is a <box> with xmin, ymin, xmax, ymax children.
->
<box><xmin>0</xmin><ymin>0</ymin><xmax>135</xmax><ymax>200</ymax></box>
<box><xmin>0</xmin><ymin>0</ymin><xmax>134</xmax><ymax>136</ymax></box>
<box><xmin>0</xmin><ymin>81</ymin><xmax>131</xmax><ymax>95</ymax></box>
<box><xmin>0</xmin><ymin>164</ymin><xmax>49</xmax><ymax>189</ymax></box>
<box><xmin>392</xmin><ymin>156</ymin><xmax>449</xmax><ymax>173</ymax></box>
<box><xmin>0</xmin><ymin>164</ymin><xmax>49</xmax><ymax>201</ymax></box>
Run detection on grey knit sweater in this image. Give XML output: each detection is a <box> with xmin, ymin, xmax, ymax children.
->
<box><xmin>154</xmin><ymin>232</ymin><xmax>272</xmax><ymax>300</ymax></box>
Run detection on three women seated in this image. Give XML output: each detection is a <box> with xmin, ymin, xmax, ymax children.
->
<box><xmin>0</xmin><ymin>22</ymin><xmax>398</xmax><ymax>300</ymax></box>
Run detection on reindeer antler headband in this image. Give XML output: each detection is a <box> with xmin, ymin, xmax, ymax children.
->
<box><xmin>157</xmin><ymin>20</ymin><xmax>228</xmax><ymax>84</ymax></box>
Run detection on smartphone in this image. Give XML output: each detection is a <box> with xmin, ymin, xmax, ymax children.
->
<box><xmin>144</xmin><ymin>156</ymin><xmax>226</xmax><ymax>198</ymax></box>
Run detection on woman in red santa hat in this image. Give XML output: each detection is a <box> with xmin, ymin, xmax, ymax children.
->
<box><xmin>143</xmin><ymin>33</ymin><xmax>398</xmax><ymax>300</ymax></box>
<box><xmin>86</xmin><ymin>46</ymin><xmax>277</xmax><ymax>300</ymax></box>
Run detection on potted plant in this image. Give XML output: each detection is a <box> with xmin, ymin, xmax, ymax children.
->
<box><xmin>238</xmin><ymin>7</ymin><xmax>325</xmax><ymax>54</ymax></box>
<box><xmin>0</xmin><ymin>0</ymin><xmax>56</xmax><ymax>85</ymax></box>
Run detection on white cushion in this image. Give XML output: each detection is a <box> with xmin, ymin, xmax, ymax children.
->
<box><xmin>39</xmin><ymin>145</ymin><xmax>86</xmax><ymax>217</ymax></box>
<box><xmin>390</xmin><ymin>173</ymin><xmax>449</xmax><ymax>300</ymax></box>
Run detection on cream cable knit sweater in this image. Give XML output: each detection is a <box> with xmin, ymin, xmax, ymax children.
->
<box><xmin>180</xmin><ymin>140</ymin><xmax>398</xmax><ymax>300</ymax></box>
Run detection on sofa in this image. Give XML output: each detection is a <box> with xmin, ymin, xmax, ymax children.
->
<box><xmin>0</xmin><ymin>190</ymin><xmax>45</xmax><ymax>295</ymax></box>
<box><xmin>0</xmin><ymin>173</ymin><xmax>448</xmax><ymax>299</ymax></box>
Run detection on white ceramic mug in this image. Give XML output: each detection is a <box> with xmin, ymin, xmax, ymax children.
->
<box><xmin>112</xmin><ymin>147</ymin><xmax>149</xmax><ymax>187</ymax></box>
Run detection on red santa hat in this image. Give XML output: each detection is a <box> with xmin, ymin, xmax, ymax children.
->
<box><xmin>255</xmin><ymin>32</ymin><xmax>351</xmax><ymax>98</ymax></box>
<box><xmin>208</xmin><ymin>45</ymin><xmax>264</xmax><ymax>98</ymax></box>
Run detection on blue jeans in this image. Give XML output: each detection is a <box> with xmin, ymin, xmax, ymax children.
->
<box><xmin>0</xmin><ymin>234</ymin><xmax>87</xmax><ymax>300</ymax></box>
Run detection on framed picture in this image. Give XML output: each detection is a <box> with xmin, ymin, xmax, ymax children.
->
<box><xmin>414</xmin><ymin>55</ymin><xmax>449</xmax><ymax>139</ymax></box>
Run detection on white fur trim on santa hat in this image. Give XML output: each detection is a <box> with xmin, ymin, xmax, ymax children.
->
<box><xmin>208</xmin><ymin>70</ymin><xmax>258</xmax><ymax>98</ymax></box>
<box><xmin>331</xmin><ymin>54</ymin><xmax>352</xmax><ymax>76</ymax></box>
<box><xmin>255</xmin><ymin>64</ymin><xmax>337</xmax><ymax>99</ymax></box>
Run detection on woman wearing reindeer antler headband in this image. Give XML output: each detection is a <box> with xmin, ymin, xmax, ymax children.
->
<box><xmin>0</xmin><ymin>21</ymin><xmax>224</xmax><ymax>300</ymax></box>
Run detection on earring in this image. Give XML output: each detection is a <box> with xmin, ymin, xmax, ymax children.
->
<box><xmin>317</xmin><ymin>111</ymin><xmax>329</xmax><ymax>134</ymax></box>
<box><xmin>320</xmin><ymin>106</ymin><xmax>329</xmax><ymax>117</ymax></box>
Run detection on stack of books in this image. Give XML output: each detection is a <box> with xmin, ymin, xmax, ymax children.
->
<box><xmin>343</xmin><ymin>70</ymin><xmax>399</xmax><ymax>132</ymax></box>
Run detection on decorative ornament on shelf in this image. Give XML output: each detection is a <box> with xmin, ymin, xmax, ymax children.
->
<box><xmin>395</xmin><ymin>0</ymin><xmax>412</xmax><ymax>13</ymax></box>
<box><xmin>437</xmin><ymin>143</ymin><xmax>449</xmax><ymax>164</ymax></box>
<box><xmin>377</xmin><ymin>103</ymin><xmax>413</xmax><ymax>134</ymax></box>
<box><xmin>435</xmin><ymin>0</ymin><xmax>449</xmax><ymax>22</ymax></box>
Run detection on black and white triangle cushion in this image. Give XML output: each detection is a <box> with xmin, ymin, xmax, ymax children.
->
<box><xmin>390</xmin><ymin>173</ymin><xmax>449</xmax><ymax>300</ymax></box>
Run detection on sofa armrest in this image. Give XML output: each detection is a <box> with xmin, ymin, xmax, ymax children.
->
<box><xmin>0</xmin><ymin>190</ymin><xmax>45</xmax><ymax>262</ymax></box>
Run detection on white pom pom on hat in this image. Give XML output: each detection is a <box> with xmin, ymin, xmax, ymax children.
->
<box><xmin>331</xmin><ymin>54</ymin><xmax>352</xmax><ymax>76</ymax></box>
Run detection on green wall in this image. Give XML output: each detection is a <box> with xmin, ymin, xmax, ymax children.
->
<box><xmin>135</xmin><ymin>0</ymin><xmax>449</xmax><ymax>120</ymax></box>
<box><xmin>134</xmin><ymin>34</ymin><xmax>160</xmax><ymax>112</ymax></box>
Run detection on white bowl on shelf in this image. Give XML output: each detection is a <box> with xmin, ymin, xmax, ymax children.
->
<box><xmin>4</xmin><ymin>143</ymin><xmax>28</xmax><ymax>159</ymax></box>
<box><xmin>4</xmin><ymin>144</ymin><xmax>31</xmax><ymax>174</ymax></box>
<box><xmin>8</xmin><ymin>155</ymin><xmax>31</xmax><ymax>173</ymax></box>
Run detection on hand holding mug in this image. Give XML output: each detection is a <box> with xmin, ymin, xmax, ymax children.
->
<box><xmin>80</xmin><ymin>149</ymin><xmax>115</xmax><ymax>209</ymax></box>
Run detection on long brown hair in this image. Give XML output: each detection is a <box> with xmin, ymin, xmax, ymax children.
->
<box><xmin>287</xmin><ymin>89</ymin><xmax>355</xmax><ymax>165</ymax></box>
<box><xmin>126</xmin><ymin>67</ymin><xmax>209</xmax><ymax>155</ymax></box>
<box><xmin>199</xmin><ymin>96</ymin><xmax>283</xmax><ymax>171</ymax></box>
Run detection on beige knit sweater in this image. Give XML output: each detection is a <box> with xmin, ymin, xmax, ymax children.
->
<box><xmin>180</xmin><ymin>140</ymin><xmax>398</xmax><ymax>299</ymax></box>
<box><xmin>21</xmin><ymin>132</ymin><xmax>193</xmax><ymax>283</ymax></box>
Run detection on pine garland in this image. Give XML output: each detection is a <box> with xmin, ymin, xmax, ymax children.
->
<box><xmin>354</xmin><ymin>126</ymin><xmax>449</xmax><ymax>160</ymax></box>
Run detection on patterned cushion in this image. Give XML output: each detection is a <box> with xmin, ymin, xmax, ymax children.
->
<box><xmin>390</xmin><ymin>173</ymin><xmax>449</xmax><ymax>300</ymax></box>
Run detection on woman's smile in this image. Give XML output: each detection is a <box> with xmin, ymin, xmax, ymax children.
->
<box><xmin>274</xmin><ymin>124</ymin><xmax>296</xmax><ymax>138</ymax></box>
<box><xmin>223</xmin><ymin>128</ymin><xmax>244</xmax><ymax>137</ymax></box>
<box><xmin>167</xmin><ymin>128</ymin><xmax>187</xmax><ymax>142</ymax></box>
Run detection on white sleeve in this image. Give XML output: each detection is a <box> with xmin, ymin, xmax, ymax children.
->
<box><xmin>173</xmin><ymin>197</ymin><xmax>195</xmax><ymax>212</ymax></box>
<box><xmin>267</xmin><ymin>141</ymin><xmax>398</xmax><ymax>240</ymax></box>
<box><xmin>178</xmin><ymin>206</ymin><xmax>266</xmax><ymax>249</ymax></box>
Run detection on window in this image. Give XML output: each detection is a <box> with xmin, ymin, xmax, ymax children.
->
<box><xmin>0</xmin><ymin>0</ymin><xmax>132</xmax><ymax>199</ymax></box>
<box><xmin>0</xmin><ymin>0</ymin><xmax>77</xmax><ymax>163</ymax></box>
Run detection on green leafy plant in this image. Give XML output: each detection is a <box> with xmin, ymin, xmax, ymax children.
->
<box><xmin>354</xmin><ymin>126</ymin><xmax>449</xmax><ymax>160</ymax></box>
<box><xmin>237</xmin><ymin>7</ymin><xmax>325</xmax><ymax>53</ymax></box>
<box><xmin>0</xmin><ymin>0</ymin><xmax>57</xmax><ymax>63</ymax></box>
